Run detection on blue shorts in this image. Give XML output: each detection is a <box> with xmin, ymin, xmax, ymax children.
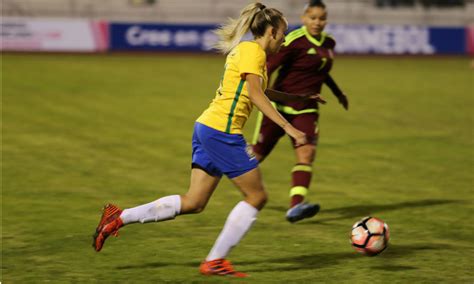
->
<box><xmin>192</xmin><ymin>122</ymin><xmax>258</xmax><ymax>179</ymax></box>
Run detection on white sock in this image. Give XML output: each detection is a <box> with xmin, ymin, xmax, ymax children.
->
<box><xmin>206</xmin><ymin>201</ymin><xmax>258</xmax><ymax>261</ymax></box>
<box><xmin>120</xmin><ymin>195</ymin><xmax>181</xmax><ymax>225</ymax></box>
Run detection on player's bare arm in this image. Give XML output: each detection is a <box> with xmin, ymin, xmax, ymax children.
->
<box><xmin>246</xmin><ymin>73</ymin><xmax>307</xmax><ymax>146</ymax></box>
<box><xmin>325</xmin><ymin>74</ymin><xmax>348</xmax><ymax>110</ymax></box>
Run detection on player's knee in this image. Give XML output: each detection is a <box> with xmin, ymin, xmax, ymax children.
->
<box><xmin>189</xmin><ymin>203</ymin><xmax>206</xmax><ymax>214</ymax></box>
<box><xmin>257</xmin><ymin>189</ymin><xmax>268</xmax><ymax>204</ymax></box>
<box><xmin>181</xmin><ymin>195</ymin><xmax>207</xmax><ymax>214</ymax></box>
<box><xmin>247</xmin><ymin>189</ymin><xmax>268</xmax><ymax>209</ymax></box>
<box><xmin>258</xmin><ymin>191</ymin><xmax>268</xmax><ymax>207</ymax></box>
<box><xmin>298</xmin><ymin>146</ymin><xmax>316</xmax><ymax>164</ymax></box>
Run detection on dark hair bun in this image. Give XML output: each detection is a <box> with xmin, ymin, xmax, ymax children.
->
<box><xmin>256</xmin><ymin>2</ymin><xmax>266</xmax><ymax>10</ymax></box>
<box><xmin>309</xmin><ymin>0</ymin><xmax>326</xmax><ymax>8</ymax></box>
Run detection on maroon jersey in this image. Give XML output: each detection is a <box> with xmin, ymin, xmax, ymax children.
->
<box><xmin>267</xmin><ymin>26</ymin><xmax>336</xmax><ymax>111</ymax></box>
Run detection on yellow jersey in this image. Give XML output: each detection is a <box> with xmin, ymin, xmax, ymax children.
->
<box><xmin>196</xmin><ymin>41</ymin><xmax>268</xmax><ymax>134</ymax></box>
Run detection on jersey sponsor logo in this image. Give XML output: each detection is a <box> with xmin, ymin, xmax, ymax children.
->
<box><xmin>307</xmin><ymin>48</ymin><xmax>317</xmax><ymax>54</ymax></box>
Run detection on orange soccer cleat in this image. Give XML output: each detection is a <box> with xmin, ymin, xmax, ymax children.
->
<box><xmin>199</xmin><ymin>259</ymin><xmax>248</xmax><ymax>278</ymax></box>
<box><xmin>92</xmin><ymin>204</ymin><xmax>123</xmax><ymax>252</ymax></box>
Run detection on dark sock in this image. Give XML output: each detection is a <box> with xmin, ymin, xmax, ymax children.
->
<box><xmin>290</xmin><ymin>164</ymin><xmax>313</xmax><ymax>207</ymax></box>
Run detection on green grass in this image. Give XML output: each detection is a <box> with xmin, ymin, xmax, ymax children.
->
<box><xmin>2</xmin><ymin>53</ymin><xmax>473</xmax><ymax>283</ymax></box>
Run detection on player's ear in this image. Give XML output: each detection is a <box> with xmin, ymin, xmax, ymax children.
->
<box><xmin>271</xmin><ymin>26</ymin><xmax>277</xmax><ymax>39</ymax></box>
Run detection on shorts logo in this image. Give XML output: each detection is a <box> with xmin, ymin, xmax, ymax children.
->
<box><xmin>246</xmin><ymin>144</ymin><xmax>256</xmax><ymax>160</ymax></box>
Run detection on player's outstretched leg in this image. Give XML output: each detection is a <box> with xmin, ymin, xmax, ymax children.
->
<box><xmin>92</xmin><ymin>195</ymin><xmax>182</xmax><ymax>252</ymax></box>
<box><xmin>92</xmin><ymin>170</ymin><xmax>219</xmax><ymax>252</ymax></box>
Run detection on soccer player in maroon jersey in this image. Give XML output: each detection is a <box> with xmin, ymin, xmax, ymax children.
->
<box><xmin>252</xmin><ymin>0</ymin><xmax>348</xmax><ymax>223</ymax></box>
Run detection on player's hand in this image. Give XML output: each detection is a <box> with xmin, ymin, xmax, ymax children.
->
<box><xmin>337</xmin><ymin>93</ymin><xmax>349</xmax><ymax>110</ymax></box>
<box><xmin>308</xmin><ymin>93</ymin><xmax>327</xmax><ymax>104</ymax></box>
<box><xmin>283</xmin><ymin>124</ymin><xmax>307</xmax><ymax>146</ymax></box>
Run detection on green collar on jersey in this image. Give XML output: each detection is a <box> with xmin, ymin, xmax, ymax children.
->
<box><xmin>302</xmin><ymin>26</ymin><xmax>327</xmax><ymax>47</ymax></box>
<box><xmin>284</xmin><ymin>26</ymin><xmax>328</xmax><ymax>47</ymax></box>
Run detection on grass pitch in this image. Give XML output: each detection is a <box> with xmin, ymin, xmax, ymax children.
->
<box><xmin>2</xmin><ymin>53</ymin><xmax>473</xmax><ymax>283</ymax></box>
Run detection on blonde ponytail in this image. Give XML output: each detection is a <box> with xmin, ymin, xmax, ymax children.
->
<box><xmin>213</xmin><ymin>2</ymin><xmax>266</xmax><ymax>54</ymax></box>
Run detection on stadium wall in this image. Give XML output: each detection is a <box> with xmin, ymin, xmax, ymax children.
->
<box><xmin>1</xmin><ymin>17</ymin><xmax>473</xmax><ymax>55</ymax></box>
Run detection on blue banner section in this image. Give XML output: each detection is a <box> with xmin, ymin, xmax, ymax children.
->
<box><xmin>324</xmin><ymin>24</ymin><xmax>466</xmax><ymax>55</ymax></box>
<box><xmin>429</xmin><ymin>27</ymin><xmax>466</xmax><ymax>54</ymax></box>
<box><xmin>110</xmin><ymin>23</ymin><xmax>218</xmax><ymax>51</ymax></box>
<box><xmin>109</xmin><ymin>22</ymin><xmax>468</xmax><ymax>54</ymax></box>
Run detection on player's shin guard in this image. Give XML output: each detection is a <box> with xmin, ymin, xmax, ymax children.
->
<box><xmin>206</xmin><ymin>201</ymin><xmax>258</xmax><ymax>261</ymax></box>
<box><xmin>119</xmin><ymin>195</ymin><xmax>181</xmax><ymax>225</ymax></box>
<box><xmin>290</xmin><ymin>164</ymin><xmax>312</xmax><ymax>207</ymax></box>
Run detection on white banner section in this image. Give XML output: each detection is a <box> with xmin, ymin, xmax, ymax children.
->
<box><xmin>1</xmin><ymin>18</ymin><xmax>108</xmax><ymax>52</ymax></box>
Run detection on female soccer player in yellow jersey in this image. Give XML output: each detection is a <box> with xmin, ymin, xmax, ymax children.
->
<box><xmin>93</xmin><ymin>2</ymin><xmax>306</xmax><ymax>278</ymax></box>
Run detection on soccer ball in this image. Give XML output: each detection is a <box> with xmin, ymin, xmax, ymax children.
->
<box><xmin>350</xmin><ymin>216</ymin><xmax>390</xmax><ymax>256</ymax></box>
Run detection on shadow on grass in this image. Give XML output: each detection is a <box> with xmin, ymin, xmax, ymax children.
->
<box><xmin>238</xmin><ymin>243</ymin><xmax>444</xmax><ymax>273</ymax></box>
<box><xmin>279</xmin><ymin>199</ymin><xmax>464</xmax><ymax>224</ymax></box>
<box><xmin>116</xmin><ymin>261</ymin><xmax>175</xmax><ymax>270</ymax></box>
<box><xmin>371</xmin><ymin>265</ymin><xmax>417</xmax><ymax>271</ymax></box>
<box><xmin>266</xmin><ymin>199</ymin><xmax>462</xmax><ymax>225</ymax></box>
<box><xmin>116</xmin><ymin>260</ymin><xmax>203</xmax><ymax>270</ymax></box>
<box><xmin>115</xmin><ymin>244</ymin><xmax>444</xmax><ymax>272</ymax></box>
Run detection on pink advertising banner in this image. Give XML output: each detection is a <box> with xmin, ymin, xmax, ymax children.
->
<box><xmin>467</xmin><ymin>26</ymin><xmax>474</xmax><ymax>55</ymax></box>
<box><xmin>1</xmin><ymin>18</ymin><xmax>108</xmax><ymax>52</ymax></box>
